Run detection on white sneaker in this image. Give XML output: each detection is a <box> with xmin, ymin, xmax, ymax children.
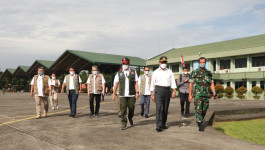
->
<box><xmin>52</xmin><ymin>107</ymin><xmax>55</xmax><ymax>110</ymax></box>
<box><xmin>56</xmin><ymin>106</ymin><xmax>59</xmax><ymax>109</ymax></box>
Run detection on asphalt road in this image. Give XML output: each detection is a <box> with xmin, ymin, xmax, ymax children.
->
<box><xmin>0</xmin><ymin>93</ymin><xmax>264</xmax><ymax>150</ymax></box>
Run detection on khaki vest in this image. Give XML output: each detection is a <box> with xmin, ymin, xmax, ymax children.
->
<box><xmin>118</xmin><ymin>70</ymin><xmax>136</xmax><ymax>96</ymax></box>
<box><xmin>140</xmin><ymin>74</ymin><xmax>151</xmax><ymax>95</ymax></box>
<box><xmin>52</xmin><ymin>79</ymin><xmax>60</xmax><ymax>92</ymax></box>
<box><xmin>88</xmin><ymin>74</ymin><xmax>103</xmax><ymax>94</ymax></box>
<box><xmin>65</xmin><ymin>74</ymin><xmax>80</xmax><ymax>95</ymax></box>
<box><xmin>33</xmin><ymin>75</ymin><xmax>50</xmax><ymax>96</ymax></box>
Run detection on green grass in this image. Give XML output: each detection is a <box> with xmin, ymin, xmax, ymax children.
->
<box><xmin>213</xmin><ymin>119</ymin><xmax>265</xmax><ymax>146</ymax></box>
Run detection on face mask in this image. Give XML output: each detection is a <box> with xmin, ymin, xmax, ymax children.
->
<box><xmin>144</xmin><ymin>71</ymin><xmax>149</xmax><ymax>75</ymax></box>
<box><xmin>38</xmin><ymin>71</ymin><xmax>44</xmax><ymax>75</ymax></box>
<box><xmin>160</xmin><ymin>64</ymin><xmax>167</xmax><ymax>69</ymax></box>
<box><xmin>199</xmin><ymin>63</ymin><xmax>206</xmax><ymax>68</ymax></box>
<box><xmin>92</xmin><ymin>71</ymin><xmax>98</xmax><ymax>75</ymax></box>
<box><xmin>70</xmin><ymin>71</ymin><xmax>75</xmax><ymax>75</ymax></box>
<box><xmin>52</xmin><ymin>77</ymin><xmax>56</xmax><ymax>79</ymax></box>
<box><xmin>122</xmin><ymin>65</ymin><xmax>129</xmax><ymax>70</ymax></box>
<box><xmin>183</xmin><ymin>72</ymin><xmax>188</xmax><ymax>75</ymax></box>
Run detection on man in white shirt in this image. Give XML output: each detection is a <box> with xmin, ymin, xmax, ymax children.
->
<box><xmin>150</xmin><ymin>56</ymin><xmax>177</xmax><ymax>132</ymax></box>
<box><xmin>50</xmin><ymin>73</ymin><xmax>61</xmax><ymax>110</ymax></box>
<box><xmin>61</xmin><ymin>67</ymin><xmax>82</xmax><ymax>118</ymax></box>
<box><xmin>138</xmin><ymin>66</ymin><xmax>151</xmax><ymax>118</ymax></box>
<box><xmin>113</xmin><ymin>58</ymin><xmax>139</xmax><ymax>130</ymax></box>
<box><xmin>30</xmin><ymin>67</ymin><xmax>52</xmax><ymax>119</ymax></box>
<box><xmin>87</xmin><ymin>65</ymin><xmax>106</xmax><ymax>117</ymax></box>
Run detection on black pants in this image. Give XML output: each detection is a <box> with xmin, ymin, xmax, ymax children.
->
<box><xmin>179</xmin><ymin>92</ymin><xmax>190</xmax><ymax>114</ymax></box>
<box><xmin>89</xmin><ymin>94</ymin><xmax>101</xmax><ymax>114</ymax></box>
<box><xmin>155</xmin><ymin>86</ymin><xmax>171</xmax><ymax>128</ymax></box>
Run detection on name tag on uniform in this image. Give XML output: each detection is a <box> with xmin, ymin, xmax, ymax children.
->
<box><xmin>131</xmin><ymin>71</ymin><xmax>135</xmax><ymax>76</ymax></box>
<box><xmin>120</xmin><ymin>73</ymin><xmax>123</xmax><ymax>77</ymax></box>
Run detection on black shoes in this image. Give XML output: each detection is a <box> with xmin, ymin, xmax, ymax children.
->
<box><xmin>95</xmin><ymin>114</ymin><xmax>99</xmax><ymax>117</ymax></box>
<box><xmin>145</xmin><ymin>115</ymin><xmax>149</xmax><ymax>118</ymax></box>
<box><xmin>156</xmin><ymin>128</ymin><xmax>162</xmax><ymax>132</ymax></box>
<box><xmin>89</xmin><ymin>113</ymin><xmax>94</xmax><ymax>117</ymax></box>
<box><xmin>181</xmin><ymin>112</ymin><xmax>184</xmax><ymax>116</ymax></box>
<box><xmin>129</xmin><ymin>118</ymin><xmax>134</xmax><ymax>126</ymax></box>
<box><xmin>141</xmin><ymin>111</ymin><xmax>144</xmax><ymax>117</ymax></box>
<box><xmin>197</xmin><ymin>122</ymin><xmax>204</xmax><ymax>131</ymax></box>
<box><xmin>162</xmin><ymin>126</ymin><xmax>168</xmax><ymax>130</ymax></box>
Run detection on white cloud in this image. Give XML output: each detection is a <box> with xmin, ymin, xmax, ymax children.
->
<box><xmin>0</xmin><ymin>0</ymin><xmax>265</xmax><ymax>70</ymax></box>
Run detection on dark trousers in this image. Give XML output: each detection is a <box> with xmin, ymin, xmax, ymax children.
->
<box><xmin>120</xmin><ymin>97</ymin><xmax>136</xmax><ymax>126</ymax></box>
<box><xmin>155</xmin><ymin>86</ymin><xmax>171</xmax><ymax>128</ymax></box>
<box><xmin>179</xmin><ymin>92</ymin><xmax>190</xmax><ymax>114</ymax></box>
<box><xmin>89</xmin><ymin>94</ymin><xmax>101</xmax><ymax>114</ymax></box>
<box><xmin>68</xmin><ymin>90</ymin><xmax>79</xmax><ymax>115</ymax></box>
<box><xmin>140</xmin><ymin>95</ymin><xmax>151</xmax><ymax>115</ymax></box>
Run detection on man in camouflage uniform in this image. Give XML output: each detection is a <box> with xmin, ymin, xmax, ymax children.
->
<box><xmin>189</xmin><ymin>57</ymin><xmax>216</xmax><ymax>131</ymax></box>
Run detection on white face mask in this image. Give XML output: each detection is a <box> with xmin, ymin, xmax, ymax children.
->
<box><xmin>122</xmin><ymin>65</ymin><xmax>129</xmax><ymax>70</ymax></box>
<box><xmin>38</xmin><ymin>71</ymin><xmax>44</xmax><ymax>76</ymax></box>
<box><xmin>92</xmin><ymin>71</ymin><xmax>98</xmax><ymax>75</ymax></box>
<box><xmin>183</xmin><ymin>72</ymin><xmax>188</xmax><ymax>75</ymax></box>
<box><xmin>144</xmin><ymin>71</ymin><xmax>149</xmax><ymax>75</ymax></box>
<box><xmin>199</xmin><ymin>63</ymin><xmax>206</xmax><ymax>68</ymax></box>
<box><xmin>160</xmin><ymin>64</ymin><xmax>167</xmax><ymax>69</ymax></box>
<box><xmin>70</xmin><ymin>71</ymin><xmax>75</xmax><ymax>75</ymax></box>
<box><xmin>52</xmin><ymin>77</ymin><xmax>56</xmax><ymax>79</ymax></box>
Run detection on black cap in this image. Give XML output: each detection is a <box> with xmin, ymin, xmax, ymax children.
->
<box><xmin>159</xmin><ymin>56</ymin><xmax>168</xmax><ymax>62</ymax></box>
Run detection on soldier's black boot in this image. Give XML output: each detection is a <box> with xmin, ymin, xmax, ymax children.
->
<box><xmin>197</xmin><ymin>122</ymin><xmax>204</xmax><ymax>131</ymax></box>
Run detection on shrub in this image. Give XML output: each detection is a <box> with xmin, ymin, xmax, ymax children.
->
<box><xmin>251</xmin><ymin>86</ymin><xmax>263</xmax><ymax>100</ymax></box>
<box><xmin>224</xmin><ymin>86</ymin><xmax>234</xmax><ymax>99</ymax></box>
<box><xmin>215</xmin><ymin>84</ymin><xmax>224</xmax><ymax>99</ymax></box>
<box><xmin>236</xmin><ymin>86</ymin><xmax>247</xmax><ymax>99</ymax></box>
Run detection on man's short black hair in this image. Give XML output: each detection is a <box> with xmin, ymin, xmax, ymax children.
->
<box><xmin>69</xmin><ymin>67</ymin><xmax>75</xmax><ymax>70</ymax></box>
<box><xmin>144</xmin><ymin>66</ymin><xmax>150</xmax><ymax>70</ymax></box>
<box><xmin>183</xmin><ymin>67</ymin><xmax>188</xmax><ymax>70</ymax></box>
<box><xmin>198</xmin><ymin>57</ymin><xmax>206</xmax><ymax>62</ymax></box>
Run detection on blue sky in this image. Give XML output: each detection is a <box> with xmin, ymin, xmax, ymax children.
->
<box><xmin>0</xmin><ymin>0</ymin><xmax>265</xmax><ymax>71</ymax></box>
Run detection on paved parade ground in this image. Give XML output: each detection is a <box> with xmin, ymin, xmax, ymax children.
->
<box><xmin>0</xmin><ymin>93</ymin><xmax>265</xmax><ymax>150</ymax></box>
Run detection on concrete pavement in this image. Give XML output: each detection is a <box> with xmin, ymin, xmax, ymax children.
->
<box><xmin>0</xmin><ymin>93</ymin><xmax>264</xmax><ymax>150</ymax></box>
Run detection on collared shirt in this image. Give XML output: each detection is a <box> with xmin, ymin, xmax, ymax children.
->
<box><xmin>177</xmin><ymin>74</ymin><xmax>190</xmax><ymax>94</ymax></box>
<box><xmin>30</xmin><ymin>75</ymin><xmax>51</xmax><ymax>97</ymax></box>
<box><xmin>86</xmin><ymin>74</ymin><xmax>106</xmax><ymax>94</ymax></box>
<box><xmin>114</xmin><ymin>69</ymin><xmax>138</xmax><ymax>97</ymax></box>
<box><xmin>138</xmin><ymin>74</ymin><xmax>151</xmax><ymax>95</ymax></box>
<box><xmin>150</xmin><ymin>67</ymin><xmax>176</xmax><ymax>91</ymax></box>
<box><xmin>51</xmin><ymin>79</ymin><xmax>61</xmax><ymax>93</ymax></box>
<box><xmin>63</xmin><ymin>74</ymin><xmax>82</xmax><ymax>90</ymax></box>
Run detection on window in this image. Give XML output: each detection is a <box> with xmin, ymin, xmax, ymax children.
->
<box><xmin>252</xmin><ymin>56</ymin><xmax>265</xmax><ymax>67</ymax></box>
<box><xmin>184</xmin><ymin>63</ymin><xmax>190</xmax><ymax>71</ymax></box>
<box><xmin>227</xmin><ymin>82</ymin><xmax>231</xmax><ymax>87</ymax></box>
<box><xmin>235</xmin><ymin>58</ymin><xmax>247</xmax><ymax>68</ymax></box>
<box><xmin>172</xmin><ymin>64</ymin><xmax>179</xmax><ymax>73</ymax></box>
<box><xmin>252</xmin><ymin>81</ymin><xmax>256</xmax><ymax>88</ymax></box>
<box><xmin>220</xmin><ymin>82</ymin><xmax>224</xmax><ymax>85</ymax></box>
<box><xmin>235</xmin><ymin>81</ymin><xmax>247</xmax><ymax>90</ymax></box>
<box><xmin>213</xmin><ymin>61</ymin><xmax>216</xmax><ymax>71</ymax></box>
<box><xmin>260</xmin><ymin>81</ymin><xmax>265</xmax><ymax>90</ymax></box>
<box><xmin>220</xmin><ymin>59</ymin><xmax>231</xmax><ymax>70</ymax></box>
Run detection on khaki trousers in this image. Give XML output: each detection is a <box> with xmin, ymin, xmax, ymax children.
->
<box><xmin>116</xmin><ymin>94</ymin><xmax>121</xmax><ymax>115</ymax></box>
<box><xmin>35</xmin><ymin>96</ymin><xmax>49</xmax><ymax>116</ymax></box>
<box><xmin>49</xmin><ymin>92</ymin><xmax>58</xmax><ymax>108</ymax></box>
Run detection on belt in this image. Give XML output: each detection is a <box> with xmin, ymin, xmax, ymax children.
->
<box><xmin>155</xmin><ymin>86</ymin><xmax>170</xmax><ymax>89</ymax></box>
